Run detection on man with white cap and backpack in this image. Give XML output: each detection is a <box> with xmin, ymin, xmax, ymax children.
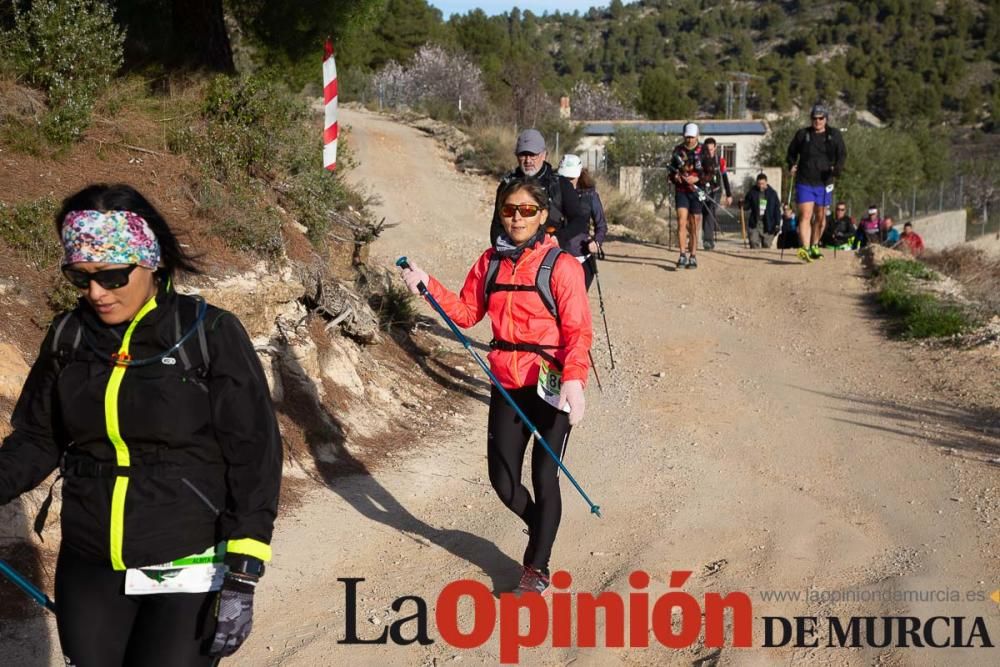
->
<box><xmin>667</xmin><ymin>122</ymin><xmax>707</xmax><ymax>269</ymax></box>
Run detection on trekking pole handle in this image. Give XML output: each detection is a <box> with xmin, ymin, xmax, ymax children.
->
<box><xmin>395</xmin><ymin>256</ymin><xmax>419</xmax><ymax>285</ymax></box>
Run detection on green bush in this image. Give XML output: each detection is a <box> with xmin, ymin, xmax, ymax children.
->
<box><xmin>370</xmin><ymin>280</ymin><xmax>418</xmax><ymax>331</ymax></box>
<box><xmin>604</xmin><ymin>128</ymin><xmax>671</xmax><ymax>172</ymax></box>
<box><xmin>876</xmin><ymin>270</ymin><xmax>974</xmax><ymax>339</ymax></box>
<box><xmin>878</xmin><ymin>258</ymin><xmax>938</xmax><ymax>281</ymax></box>
<box><xmin>188</xmin><ymin>74</ymin><xmax>300</xmax><ymax>182</ymax></box>
<box><xmin>47</xmin><ymin>279</ymin><xmax>80</xmax><ymax>313</ymax></box>
<box><xmin>281</xmin><ymin>136</ymin><xmax>367</xmax><ymax>245</ymax></box>
<box><xmin>0</xmin><ymin>197</ymin><xmax>60</xmax><ymax>267</ymax></box>
<box><xmin>7</xmin><ymin>0</ymin><xmax>124</xmax><ymax>144</ymax></box>
<box><xmin>193</xmin><ymin>182</ymin><xmax>284</xmax><ymax>258</ymax></box>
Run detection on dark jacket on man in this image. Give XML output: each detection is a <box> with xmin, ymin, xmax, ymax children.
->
<box><xmin>821</xmin><ymin>214</ymin><xmax>856</xmax><ymax>246</ymax></box>
<box><xmin>743</xmin><ymin>185</ymin><xmax>782</xmax><ymax>234</ymax></box>
<box><xmin>0</xmin><ymin>286</ymin><xmax>282</xmax><ymax>569</ymax></box>
<box><xmin>786</xmin><ymin>126</ymin><xmax>847</xmax><ymax>186</ymax></box>
<box><xmin>490</xmin><ymin>162</ymin><xmax>588</xmax><ymax>252</ymax></box>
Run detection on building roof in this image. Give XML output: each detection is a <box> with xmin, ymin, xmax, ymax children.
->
<box><xmin>580</xmin><ymin>120</ymin><xmax>768</xmax><ymax>136</ymax></box>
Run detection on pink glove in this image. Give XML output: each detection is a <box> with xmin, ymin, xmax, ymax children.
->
<box><xmin>559</xmin><ymin>379</ymin><xmax>586</xmax><ymax>426</ymax></box>
<box><xmin>400</xmin><ymin>262</ymin><xmax>429</xmax><ymax>295</ymax></box>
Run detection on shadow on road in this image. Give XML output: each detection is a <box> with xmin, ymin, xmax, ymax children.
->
<box><xmin>274</xmin><ymin>343</ymin><xmax>520</xmax><ymax>595</ymax></box>
<box><xmin>791</xmin><ymin>385</ymin><xmax>1000</xmax><ymax>461</ymax></box>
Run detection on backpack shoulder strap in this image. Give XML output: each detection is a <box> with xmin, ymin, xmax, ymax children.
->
<box><xmin>483</xmin><ymin>253</ymin><xmax>502</xmax><ymax>303</ymax></box>
<box><xmin>50</xmin><ymin>311</ymin><xmax>83</xmax><ymax>367</ymax></box>
<box><xmin>173</xmin><ymin>295</ymin><xmax>211</xmax><ymax>374</ymax></box>
<box><xmin>535</xmin><ymin>247</ymin><xmax>564</xmax><ymax>322</ymax></box>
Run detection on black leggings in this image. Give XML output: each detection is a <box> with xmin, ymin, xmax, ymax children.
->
<box><xmin>55</xmin><ymin>547</ymin><xmax>217</xmax><ymax>667</ymax></box>
<box><xmin>487</xmin><ymin>385</ymin><xmax>572</xmax><ymax>573</ymax></box>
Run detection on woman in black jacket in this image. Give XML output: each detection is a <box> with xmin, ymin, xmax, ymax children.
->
<box><xmin>557</xmin><ymin>155</ymin><xmax>608</xmax><ymax>290</ymax></box>
<box><xmin>0</xmin><ymin>184</ymin><xmax>282</xmax><ymax>666</ymax></box>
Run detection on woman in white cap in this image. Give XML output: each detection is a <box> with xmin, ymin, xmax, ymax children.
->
<box><xmin>557</xmin><ymin>154</ymin><xmax>608</xmax><ymax>290</ymax></box>
<box><xmin>667</xmin><ymin>122</ymin><xmax>706</xmax><ymax>269</ymax></box>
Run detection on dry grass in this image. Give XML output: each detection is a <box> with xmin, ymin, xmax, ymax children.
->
<box><xmin>596</xmin><ymin>174</ymin><xmax>672</xmax><ymax>245</ymax></box>
<box><xmin>460</xmin><ymin>123</ymin><xmax>517</xmax><ymax>178</ymax></box>
<box><xmin>922</xmin><ymin>246</ymin><xmax>1000</xmax><ymax>317</ymax></box>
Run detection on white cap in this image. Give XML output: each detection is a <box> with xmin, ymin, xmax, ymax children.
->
<box><xmin>683</xmin><ymin>122</ymin><xmax>699</xmax><ymax>137</ymax></box>
<box><xmin>557</xmin><ymin>154</ymin><xmax>583</xmax><ymax>178</ymax></box>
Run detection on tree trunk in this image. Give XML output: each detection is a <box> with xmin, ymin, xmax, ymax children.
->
<box><xmin>171</xmin><ymin>0</ymin><xmax>235</xmax><ymax>73</ymax></box>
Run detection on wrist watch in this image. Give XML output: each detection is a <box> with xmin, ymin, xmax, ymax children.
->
<box><xmin>225</xmin><ymin>553</ymin><xmax>265</xmax><ymax>578</ymax></box>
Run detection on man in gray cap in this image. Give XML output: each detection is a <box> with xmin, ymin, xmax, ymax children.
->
<box><xmin>489</xmin><ymin>129</ymin><xmax>587</xmax><ymax>252</ymax></box>
<box><xmin>786</xmin><ymin>103</ymin><xmax>847</xmax><ymax>263</ymax></box>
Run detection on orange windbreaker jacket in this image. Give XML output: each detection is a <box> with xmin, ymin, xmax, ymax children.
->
<box><xmin>426</xmin><ymin>235</ymin><xmax>593</xmax><ymax>389</ymax></box>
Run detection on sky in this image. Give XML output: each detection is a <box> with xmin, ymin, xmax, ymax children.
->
<box><xmin>427</xmin><ymin>1</ymin><xmax>615</xmax><ymax>17</ymax></box>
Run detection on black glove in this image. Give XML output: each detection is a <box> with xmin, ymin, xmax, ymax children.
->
<box><xmin>209</xmin><ymin>572</ymin><xmax>257</xmax><ymax>657</ymax></box>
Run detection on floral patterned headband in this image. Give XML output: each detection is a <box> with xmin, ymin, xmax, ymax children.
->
<box><xmin>61</xmin><ymin>210</ymin><xmax>161</xmax><ymax>270</ymax></box>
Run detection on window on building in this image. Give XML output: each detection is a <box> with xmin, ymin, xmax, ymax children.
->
<box><xmin>720</xmin><ymin>144</ymin><xmax>737</xmax><ymax>169</ymax></box>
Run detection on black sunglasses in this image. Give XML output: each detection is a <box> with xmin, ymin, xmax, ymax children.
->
<box><xmin>62</xmin><ymin>264</ymin><xmax>140</xmax><ymax>290</ymax></box>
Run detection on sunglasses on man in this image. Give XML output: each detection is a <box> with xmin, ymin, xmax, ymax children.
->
<box><xmin>62</xmin><ymin>264</ymin><xmax>139</xmax><ymax>290</ymax></box>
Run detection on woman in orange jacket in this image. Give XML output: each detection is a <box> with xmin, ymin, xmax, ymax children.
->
<box><xmin>402</xmin><ymin>176</ymin><xmax>592</xmax><ymax>595</ymax></box>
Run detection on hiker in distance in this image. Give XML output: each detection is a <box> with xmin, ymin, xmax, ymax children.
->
<box><xmin>401</xmin><ymin>176</ymin><xmax>593</xmax><ymax>596</ymax></box>
<box><xmin>0</xmin><ymin>184</ymin><xmax>282</xmax><ymax>665</ymax></box>
<box><xmin>557</xmin><ymin>153</ymin><xmax>608</xmax><ymax>290</ymax></box>
<box><xmin>489</xmin><ymin>129</ymin><xmax>589</xmax><ymax>258</ymax></box>
<box><xmin>742</xmin><ymin>172</ymin><xmax>782</xmax><ymax>249</ymax></box>
<box><xmin>667</xmin><ymin>122</ymin><xmax>706</xmax><ymax>268</ymax></box>
<box><xmin>786</xmin><ymin>103</ymin><xmax>847</xmax><ymax>263</ymax></box>
<box><xmin>700</xmin><ymin>137</ymin><xmax>733</xmax><ymax>251</ymax></box>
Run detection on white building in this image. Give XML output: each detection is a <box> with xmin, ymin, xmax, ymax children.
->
<box><xmin>575</xmin><ymin>119</ymin><xmax>772</xmax><ymax>192</ymax></box>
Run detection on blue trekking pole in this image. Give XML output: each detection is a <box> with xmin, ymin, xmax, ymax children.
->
<box><xmin>0</xmin><ymin>559</ymin><xmax>56</xmax><ymax>612</ymax></box>
<box><xmin>396</xmin><ymin>257</ymin><xmax>601</xmax><ymax>518</ymax></box>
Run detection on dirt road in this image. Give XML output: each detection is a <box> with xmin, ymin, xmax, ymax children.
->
<box><xmin>8</xmin><ymin>108</ymin><xmax>997</xmax><ymax>666</ymax></box>
<box><xmin>243</xmin><ymin>108</ymin><xmax>1000</xmax><ymax>666</ymax></box>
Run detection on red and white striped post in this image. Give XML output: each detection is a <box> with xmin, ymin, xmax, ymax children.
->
<box><xmin>323</xmin><ymin>38</ymin><xmax>338</xmax><ymax>171</ymax></box>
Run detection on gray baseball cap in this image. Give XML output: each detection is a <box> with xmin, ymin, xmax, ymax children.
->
<box><xmin>810</xmin><ymin>103</ymin><xmax>829</xmax><ymax>118</ymax></box>
<box><xmin>515</xmin><ymin>129</ymin><xmax>546</xmax><ymax>155</ymax></box>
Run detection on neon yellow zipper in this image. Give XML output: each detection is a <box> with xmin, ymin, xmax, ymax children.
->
<box><xmin>106</xmin><ymin>296</ymin><xmax>157</xmax><ymax>570</ymax></box>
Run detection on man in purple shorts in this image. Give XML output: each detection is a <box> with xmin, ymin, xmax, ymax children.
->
<box><xmin>786</xmin><ymin>104</ymin><xmax>847</xmax><ymax>263</ymax></box>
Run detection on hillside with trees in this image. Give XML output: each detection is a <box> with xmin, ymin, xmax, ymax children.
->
<box><xmin>336</xmin><ymin>0</ymin><xmax>1000</xmax><ymax>129</ymax></box>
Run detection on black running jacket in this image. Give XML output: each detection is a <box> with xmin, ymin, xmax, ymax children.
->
<box><xmin>0</xmin><ymin>285</ymin><xmax>282</xmax><ymax>569</ymax></box>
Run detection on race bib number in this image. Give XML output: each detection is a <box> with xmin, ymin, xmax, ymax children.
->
<box><xmin>537</xmin><ymin>358</ymin><xmax>570</xmax><ymax>413</ymax></box>
<box><xmin>124</xmin><ymin>546</ymin><xmax>226</xmax><ymax>595</ymax></box>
